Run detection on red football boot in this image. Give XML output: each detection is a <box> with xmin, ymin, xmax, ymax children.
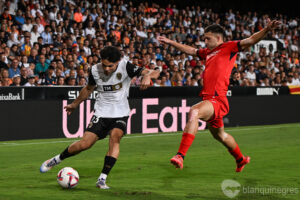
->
<box><xmin>170</xmin><ymin>155</ymin><xmax>184</xmax><ymax>169</ymax></box>
<box><xmin>236</xmin><ymin>156</ymin><xmax>250</xmax><ymax>172</ymax></box>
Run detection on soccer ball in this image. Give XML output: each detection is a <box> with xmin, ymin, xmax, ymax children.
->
<box><xmin>57</xmin><ymin>167</ymin><xmax>79</xmax><ymax>189</ymax></box>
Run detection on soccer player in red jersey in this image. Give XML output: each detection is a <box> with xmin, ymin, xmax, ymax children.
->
<box><xmin>157</xmin><ymin>18</ymin><xmax>281</xmax><ymax>172</ymax></box>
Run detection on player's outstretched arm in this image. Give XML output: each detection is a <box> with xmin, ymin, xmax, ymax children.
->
<box><xmin>64</xmin><ymin>84</ymin><xmax>96</xmax><ymax>115</ymax></box>
<box><xmin>240</xmin><ymin>18</ymin><xmax>281</xmax><ymax>50</ymax></box>
<box><xmin>140</xmin><ymin>68</ymin><xmax>160</xmax><ymax>90</ymax></box>
<box><xmin>157</xmin><ymin>36</ymin><xmax>198</xmax><ymax>56</ymax></box>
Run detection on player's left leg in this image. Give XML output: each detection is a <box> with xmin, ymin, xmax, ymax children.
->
<box><xmin>208</xmin><ymin>125</ymin><xmax>250</xmax><ymax>172</ymax></box>
<box><xmin>40</xmin><ymin>131</ymin><xmax>99</xmax><ymax>173</ymax></box>
<box><xmin>97</xmin><ymin>128</ymin><xmax>124</xmax><ymax>189</ymax></box>
<box><xmin>170</xmin><ymin>100</ymin><xmax>215</xmax><ymax>169</ymax></box>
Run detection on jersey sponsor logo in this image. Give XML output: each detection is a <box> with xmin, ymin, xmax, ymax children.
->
<box><xmin>102</xmin><ymin>82</ymin><xmax>123</xmax><ymax>91</ymax></box>
<box><xmin>206</xmin><ymin>50</ymin><xmax>220</xmax><ymax>60</ymax></box>
<box><xmin>116</xmin><ymin>73</ymin><xmax>122</xmax><ymax>80</ymax></box>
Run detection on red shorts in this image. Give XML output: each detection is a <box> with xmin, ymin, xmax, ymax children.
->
<box><xmin>202</xmin><ymin>96</ymin><xmax>229</xmax><ymax>128</ymax></box>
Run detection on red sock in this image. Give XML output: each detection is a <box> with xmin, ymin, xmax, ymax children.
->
<box><xmin>228</xmin><ymin>144</ymin><xmax>243</xmax><ymax>161</ymax></box>
<box><xmin>177</xmin><ymin>133</ymin><xmax>195</xmax><ymax>156</ymax></box>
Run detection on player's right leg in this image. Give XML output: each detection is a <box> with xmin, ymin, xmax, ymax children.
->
<box><xmin>208</xmin><ymin>125</ymin><xmax>250</xmax><ymax>172</ymax></box>
<box><xmin>170</xmin><ymin>100</ymin><xmax>214</xmax><ymax>169</ymax></box>
<box><xmin>40</xmin><ymin>131</ymin><xmax>99</xmax><ymax>173</ymax></box>
<box><xmin>96</xmin><ymin>128</ymin><xmax>124</xmax><ymax>189</ymax></box>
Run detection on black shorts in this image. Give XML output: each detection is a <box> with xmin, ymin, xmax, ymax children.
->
<box><xmin>85</xmin><ymin>116</ymin><xmax>129</xmax><ymax>140</ymax></box>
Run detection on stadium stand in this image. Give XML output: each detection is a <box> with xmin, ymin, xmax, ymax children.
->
<box><xmin>0</xmin><ymin>0</ymin><xmax>299</xmax><ymax>87</ymax></box>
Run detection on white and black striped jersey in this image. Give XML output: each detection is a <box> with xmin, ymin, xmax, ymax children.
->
<box><xmin>88</xmin><ymin>58</ymin><xmax>144</xmax><ymax>118</ymax></box>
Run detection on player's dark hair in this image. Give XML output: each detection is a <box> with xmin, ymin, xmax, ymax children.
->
<box><xmin>100</xmin><ymin>46</ymin><xmax>122</xmax><ymax>63</ymax></box>
<box><xmin>204</xmin><ymin>24</ymin><xmax>226</xmax><ymax>39</ymax></box>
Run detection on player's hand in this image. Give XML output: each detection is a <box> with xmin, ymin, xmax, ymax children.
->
<box><xmin>64</xmin><ymin>103</ymin><xmax>77</xmax><ymax>115</ymax></box>
<box><xmin>157</xmin><ymin>36</ymin><xmax>172</xmax><ymax>45</ymax></box>
<box><xmin>266</xmin><ymin>18</ymin><xmax>281</xmax><ymax>31</ymax></box>
<box><xmin>140</xmin><ymin>75</ymin><xmax>152</xmax><ymax>90</ymax></box>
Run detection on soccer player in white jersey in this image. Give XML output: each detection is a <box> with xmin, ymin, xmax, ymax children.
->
<box><xmin>40</xmin><ymin>46</ymin><xmax>160</xmax><ymax>189</ymax></box>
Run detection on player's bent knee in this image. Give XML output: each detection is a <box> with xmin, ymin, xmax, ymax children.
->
<box><xmin>110</xmin><ymin>135</ymin><xmax>122</xmax><ymax>144</ymax></box>
<box><xmin>213</xmin><ymin>132</ymin><xmax>228</xmax><ymax>143</ymax></box>
<box><xmin>188</xmin><ymin>107</ymin><xmax>200</xmax><ymax>121</ymax></box>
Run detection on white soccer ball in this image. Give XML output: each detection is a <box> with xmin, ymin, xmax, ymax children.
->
<box><xmin>57</xmin><ymin>167</ymin><xmax>79</xmax><ymax>189</ymax></box>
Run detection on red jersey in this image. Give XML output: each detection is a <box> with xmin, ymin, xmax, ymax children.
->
<box><xmin>197</xmin><ymin>41</ymin><xmax>241</xmax><ymax>97</ymax></box>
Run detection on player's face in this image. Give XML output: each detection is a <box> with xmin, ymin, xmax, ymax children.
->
<box><xmin>204</xmin><ymin>32</ymin><xmax>222</xmax><ymax>50</ymax></box>
<box><xmin>101</xmin><ymin>59</ymin><xmax>119</xmax><ymax>75</ymax></box>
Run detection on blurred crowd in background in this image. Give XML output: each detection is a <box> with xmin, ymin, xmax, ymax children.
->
<box><xmin>0</xmin><ymin>0</ymin><xmax>299</xmax><ymax>87</ymax></box>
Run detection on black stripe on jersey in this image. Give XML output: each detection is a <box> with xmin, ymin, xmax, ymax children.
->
<box><xmin>237</xmin><ymin>41</ymin><xmax>242</xmax><ymax>52</ymax></box>
<box><xmin>88</xmin><ymin>68</ymin><xmax>96</xmax><ymax>86</ymax></box>
<box><xmin>230</xmin><ymin>52</ymin><xmax>237</xmax><ymax>60</ymax></box>
<box><xmin>126</xmin><ymin>62</ymin><xmax>144</xmax><ymax>78</ymax></box>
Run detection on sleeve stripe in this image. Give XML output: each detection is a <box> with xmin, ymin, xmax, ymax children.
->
<box><xmin>237</xmin><ymin>41</ymin><xmax>242</xmax><ymax>52</ymax></box>
<box><xmin>88</xmin><ymin>68</ymin><xmax>96</xmax><ymax>86</ymax></box>
<box><xmin>126</xmin><ymin>61</ymin><xmax>144</xmax><ymax>78</ymax></box>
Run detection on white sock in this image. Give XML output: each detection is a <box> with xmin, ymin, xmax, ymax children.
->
<box><xmin>99</xmin><ymin>173</ymin><xmax>107</xmax><ymax>181</ymax></box>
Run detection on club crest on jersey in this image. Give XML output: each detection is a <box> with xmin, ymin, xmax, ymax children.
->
<box><xmin>116</xmin><ymin>73</ymin><xmax>122</xmax><ymax>80</ymax></box>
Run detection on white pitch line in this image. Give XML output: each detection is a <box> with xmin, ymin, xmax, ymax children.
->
<box><xmin>0</xmin><ymin>124</ymin><xmax>299</xmax><ymax>147</ymax></box>
<box><xmin>0</xmin><ymin>140</ymin><xmax>79</xmax><ymax>147</ymax></box>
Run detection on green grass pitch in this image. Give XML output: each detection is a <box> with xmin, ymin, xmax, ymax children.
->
<box><xmin>0</xmin><ymin>123</ymin><xmax>299</xmax><ymax>200</ymax></box>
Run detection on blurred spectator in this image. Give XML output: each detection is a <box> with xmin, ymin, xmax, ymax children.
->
<box><xmin>67</xmin><ymin>76</ymin><xmax>76</xmax><ymax>86</ymax></box>
<box><xmin>21</xmin><ymin>36</ymin><xmax>32</xmax><ymax>56</ymax></box>
<box><xmin>245</xmin><ymin>63</ymin><xmax>256</xmax><ymax>85</ymax></box>
<box><xmin>0</xmin><ymin>52</ymin><xmax>8</xmax><ymax>70</ymax></box>
<box><xmin>78</xmin><ymin>76</ymin><xmax>87</xmax><ymax>86</ymax></box>
<box><xmin>20</xmin><ymin>66</ymin><xmax>28</xmax><ymax>85</ymax></box>
<box><xmin>256</xmin><ymin>66</ymin><xmax>269</xmax><ymax>86</ymax></box>
<box><xmin>41</xmin><ymin>25</ymin><xmax>53</xmax><ymax>45</ymax></box>
<box><xmin>28</xmin><ymin>48</ymin><xmax>39</xmax><ymax>64</ymax></box>
<box><xmin>74</xmin><ymin>7</ymin><xmax>83</xmax><ymax>23</ymax></box>
<box><xmin>8</xmin><ymin>59</ymin><xmax>20</xmax><ymax>78</ymax></box>
<box><xmin>24</xmin><ymin>74</ymin><xmax>36</xmax><ymax>86</ymax></box>
<box><xmin>22</xmin><ymin>17</ymin><xmax>33</xmax><ymax>32</ymax></box>
<box><xmin>1</xmin><ymin>77</ymin><xmax>11</xmax><ymax>86</ymax></box>
<box><xmin>34</xmin><ymin>55</ymin><xmax>49</xmax><ymax>75</ymax></box>
<box><xmin>1</xmin><ymin>8</ymin><xmax>12</xmax><ymax>21</ymax></box>
<box><xmin>56</xmin><ymin>76</ymin><xmax>65</xmax><ymax>86</ymax></box>
<box><xmin>31</xmin><ymin>25</ymin><xmax>40</xmax><ymax>44</ymax></box>
<box><xmin>230</xmin><ymin>71</ymin><xmax>241</xmax><ymax>86</ymax></box>
<box><xmin>153</xmin><ymin>77</ymin><xmax>162</xmax><ymax>87</ymax></box>
<box><xmin>11</xmin><ymin>74</ymin><xmax>21</xmax><ymax>86</ymax></box>
<box><xmin>1</xmin><ymin>68</ymin><xmax>12</xmax><ymax>85</ymax></box>
<box><xmin>44</xmin><ymin>66</ymin><xmax>56</xmax><ymax>85</ymax></box>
